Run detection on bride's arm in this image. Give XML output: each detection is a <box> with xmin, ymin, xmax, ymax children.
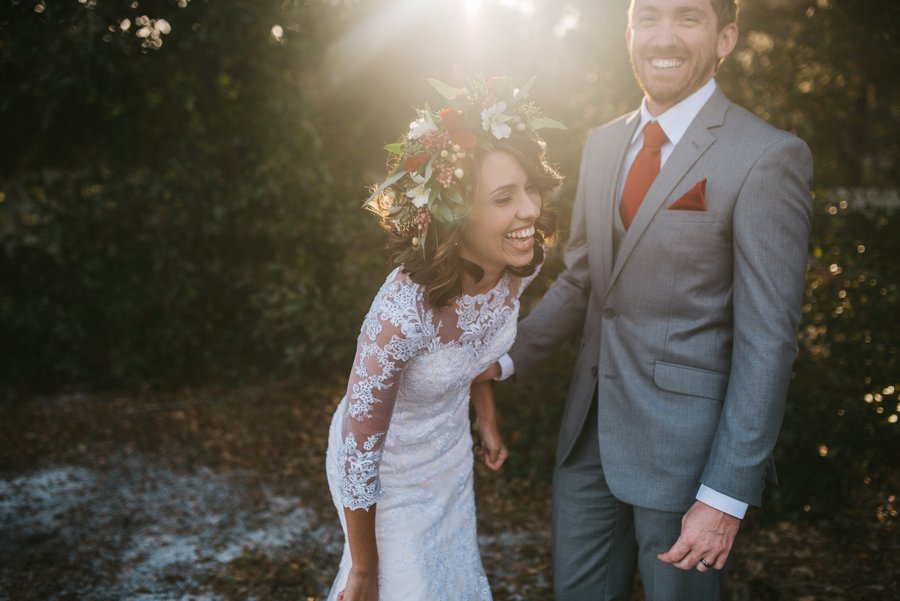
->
<box><xmin>340</xmin><ymin>507</ymin><xmax>378</xmax><ymax>600</ymax></box>
<box><xmin>336</xmin><ymin>273</ymin><xmax>426</xmax><ymax>599</ymax></box>
<box><xmin>471</xmin><ymin>380</ymin><xmax>508</xmax><ymax>471</ymax></box>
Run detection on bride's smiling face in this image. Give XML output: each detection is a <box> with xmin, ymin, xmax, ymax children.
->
<box><xmin>458</xmin><ymin>150</ymin><xmax>542</xmax><ymax>277</ymax></box>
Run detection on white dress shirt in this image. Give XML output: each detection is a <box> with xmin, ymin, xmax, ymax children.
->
<box><xmin>496</xmin><ymin>77</ymin><xmax>747</xmax><ymax>519</ymax></box>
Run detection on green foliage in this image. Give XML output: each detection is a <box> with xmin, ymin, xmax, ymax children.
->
<box><xmin>773</xmin><ymin>197</ymin><xmax>899</xmax><ymax>522</ymax></box>
<box><xmin>719</xmin><ymin>0</ymin><xmax>900</xmax><ymax>186</ymax></box>
<box><xmin>0</xmin><ymin>1</ymin><xmax>386</xmax><ymax>390</ymax></box>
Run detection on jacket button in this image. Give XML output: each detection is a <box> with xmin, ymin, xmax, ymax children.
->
<box><xmin>591</xmin><ymin>366</ymin><xmax>598</xmax><ymax>377</ymax></box>
<box><xmin>602</xmin><ymin>308</ymin><xmax>616</xmax><ymax>319</ymax></box>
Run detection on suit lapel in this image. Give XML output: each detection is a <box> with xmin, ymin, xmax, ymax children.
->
<box><xmin>605</xmin><ymin>89</ymin><xmax>730</xmax><ymax>297</ymax></box>
<box><xmin>592</xmin><ymin>111</ymin><xmax>641</xmax><ymax>287</ymax></box>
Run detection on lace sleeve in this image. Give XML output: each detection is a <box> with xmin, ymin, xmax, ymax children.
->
<box><xmin>338</xmin><ymin>269</ymin><xmax>426</xmax><ymax>511</ymax></box>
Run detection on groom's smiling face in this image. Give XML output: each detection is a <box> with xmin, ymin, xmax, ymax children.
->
<box><xmin>627</xmin><ymin>0</ymin><xmax>738</xmax><ymax>115</ymax></box>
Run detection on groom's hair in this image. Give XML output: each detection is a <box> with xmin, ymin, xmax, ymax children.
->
<box><xmin>711</xmin><ymin>0</ymin><xmax>739</xmax><ymax>30</ymax></box>
<box><xmin>628</xmin><ymin>0</ymin><xmax>739</xmax><ymax>31</ymax></box>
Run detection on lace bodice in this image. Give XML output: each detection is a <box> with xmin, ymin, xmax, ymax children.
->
<box><xmin>336</xmin><ymin>266</ymin><xmax>537</xmax><ymax>511</ymax></box>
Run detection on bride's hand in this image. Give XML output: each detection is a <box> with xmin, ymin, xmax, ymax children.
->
<box><xmin>475</xmin><ymin>416</ymin><xmax>509</xmax><ymax>471</ymax></box>
<box><xmin>337</xmin><ymin>567</ymin><xmax>378</xmax><ymax>601</ymax></box>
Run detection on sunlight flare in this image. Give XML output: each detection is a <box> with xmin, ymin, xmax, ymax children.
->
<box><xmin>463</xmin><ymin>0</ymin><xmax>483</xmax><ymax>19</ymax></box>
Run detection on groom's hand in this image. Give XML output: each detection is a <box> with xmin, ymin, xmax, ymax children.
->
<box><xmin>657</xmin><ymin>500</ymin><xmax>740</xmax><ymax>572</ymax></box>
<box><xmin>473</xmin><ymin>362</ymin><xmax>501</xmax><ymax>382</ymax></box>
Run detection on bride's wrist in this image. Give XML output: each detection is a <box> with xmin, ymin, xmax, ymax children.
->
<box><xmin>350</xmin><ymin>563</ymin><xmax>378</xmax><ymax>578</ymax></box>
<box><xmin>475</xmin><ymin>414</ymin><xmax>498</xmax><ymax>429</ymax></box>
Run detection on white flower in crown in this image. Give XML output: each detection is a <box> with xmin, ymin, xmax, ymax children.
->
<box><xmin>406</xmin><ymin>171</ymin><xmax>429</xmax><ymax>208</ymax></box>
<box><xmin>406</xmin><ymin>183</ymin><xmax>429</xmax><ymax>208</ymax></box>
<box><xmin>408</xmin><ymin>109</ymin><xmax>437</xmax><ymax>140</ymax></box>
<box><xmin>481</xmin><ymin>101</ymin><xmax>512</xmax><ymax>139</ymax></box>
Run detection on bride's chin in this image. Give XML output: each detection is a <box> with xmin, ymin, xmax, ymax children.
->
<box><xmin>506</xmin><ymin>250</ymin><xmax>534</xmax><ymax>269</ymax></box>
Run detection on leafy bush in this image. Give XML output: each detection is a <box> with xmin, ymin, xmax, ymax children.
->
<box><xmin>775</xmin><ymin>195</ymin><xmax>899</xmax><ymax>522</ymax></box>
<box><xmin>0</xmin><ymin>1</ymin><xmax>385</xmax><ymax>391</ymax></box>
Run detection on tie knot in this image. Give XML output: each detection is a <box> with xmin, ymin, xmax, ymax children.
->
<box><xmin>642</xmin><ymin>121</ymin><xmax>667</xmax><ymax>150</ymax></box>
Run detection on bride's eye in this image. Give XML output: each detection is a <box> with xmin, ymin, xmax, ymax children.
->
<box><xmin>494</xmin><ymin>195</ymin><xmax>512</xmax><ymax>206</ymax></box>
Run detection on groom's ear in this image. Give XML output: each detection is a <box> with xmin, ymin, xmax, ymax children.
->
<box><xmin>625</xmin><ymin>26</ymin><xmax>633</xmax><ymax>50</ymax></box>
<box><xmin>716</xmin><ymin>22</ymin><xmax>739</xmax><ymax>61</ymax></box>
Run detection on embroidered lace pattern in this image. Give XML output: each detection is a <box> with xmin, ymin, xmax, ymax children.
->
<box><xmin>337</xmin><ymin>271</ymin><xmax>431</xmax><ymax>510</ymax></box>
<box><xmin>453</xmin><ymin>273</ymin><xmax>513</xmax><ymax>353</ymax></box>
<box><xmin>335</xmin><ymin>267</ymin><xmax>532</xmax><ymax>511</ymax></box>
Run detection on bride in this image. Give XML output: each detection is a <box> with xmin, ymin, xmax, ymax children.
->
<box><xmin>325</xmin><ymin>75</ymin><xmax>564</xmax><ymax>601</ymax></box>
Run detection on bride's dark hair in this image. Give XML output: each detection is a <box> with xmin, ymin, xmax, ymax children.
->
<box><xmin>387</xmin><ymin>133</ymin><xmax>561</xmax><ymax>308</ymax></box>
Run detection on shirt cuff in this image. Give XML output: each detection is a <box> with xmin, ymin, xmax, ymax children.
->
<box><xmin>495</xmin><ymin>353</ymin><xmax>515</xmax><ymax>381</ymax></box>
<box><xmin>696</xmin><ymin>485</ymin><xmax>748</xmax><ymax>519</ymax></box>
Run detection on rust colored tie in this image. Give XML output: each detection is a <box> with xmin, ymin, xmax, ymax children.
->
<box><xmin>620</xmin><ymin>121</ymin><xmax>668</xmax><ymax>230</ymax></box>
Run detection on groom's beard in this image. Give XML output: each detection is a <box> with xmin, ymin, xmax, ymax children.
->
<box><xmin>629</xmin><ymin>43</ymin><xmax>718</xmax><ymax>111</ymax></box>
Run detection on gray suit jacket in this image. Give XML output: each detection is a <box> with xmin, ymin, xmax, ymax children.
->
<box><xmin>509</xmin><ymin>88</ymin><xmax>813</xmax><ymax>512</ymax></box>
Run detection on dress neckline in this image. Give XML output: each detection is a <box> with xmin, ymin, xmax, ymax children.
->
<box><xmin>458</xmin><ymin>271</ymin><xmax>510</xmax><ymax>303</ymax></box>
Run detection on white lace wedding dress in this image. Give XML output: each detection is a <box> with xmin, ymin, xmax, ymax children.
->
<box><xmin>324</xmin><ymin>265</ymin><xmax>537</xmax><ymax>601</ymax></box>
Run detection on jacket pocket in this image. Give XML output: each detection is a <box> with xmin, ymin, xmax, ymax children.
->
<box><xmin>656</xmin><ymin>209</ymin><xmax>722</xmax><ymax>223</ymax></box>
<box><xmin>653</xmin><ymin>360</ymin><xmax>729</xmax><ymax>401</ymax></box>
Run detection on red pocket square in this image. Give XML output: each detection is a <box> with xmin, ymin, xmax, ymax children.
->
<box><xmin>669</xmin><ymin>178</ymin><xmax>707</xmax><ymax>211</ymax></box>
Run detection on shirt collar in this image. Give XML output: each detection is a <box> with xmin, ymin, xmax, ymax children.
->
<box><xmin>632</xmin><ymin>78</ymin><xmax>717</xmax><ymax>146</ymax></box>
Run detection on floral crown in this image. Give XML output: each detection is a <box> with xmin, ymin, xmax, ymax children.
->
<box><xmin>365</xmin><ymin>75</ymin><xmax>565</xmax><ymax>248</ymax></box>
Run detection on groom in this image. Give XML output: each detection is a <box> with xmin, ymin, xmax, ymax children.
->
<box><xmin>486</xmin><ymin>0</ymin><xmax>813</xmax><ymax>598</ymax></box>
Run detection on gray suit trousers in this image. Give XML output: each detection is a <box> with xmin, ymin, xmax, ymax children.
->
<box><xmin>552</xmin><ymin>396</ymin><xmax>729</xmax><ymax>600</ymax></box>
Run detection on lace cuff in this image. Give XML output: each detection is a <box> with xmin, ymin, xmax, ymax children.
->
<box><xmin>338</xmin><ymin>432</ymin><xmax>385</xmax><ymax>511</ymax></box>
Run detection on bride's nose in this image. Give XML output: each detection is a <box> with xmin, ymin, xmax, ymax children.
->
<box><xmin>516</xmin><ymin>190</ymin><xmax>541</xmax><ymax>221</ymax></box>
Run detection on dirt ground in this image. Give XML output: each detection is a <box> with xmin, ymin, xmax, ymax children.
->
<box><xmin>0</xmin><ymin>379</ymin><xmax>896</xmax><ymax>600</ymax></box>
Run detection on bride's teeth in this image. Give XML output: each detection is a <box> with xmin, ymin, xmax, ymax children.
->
<box><xmin>505</xmin><ymin>226</ymin><xmax>535</xmax><ymax>239</ymax></box>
